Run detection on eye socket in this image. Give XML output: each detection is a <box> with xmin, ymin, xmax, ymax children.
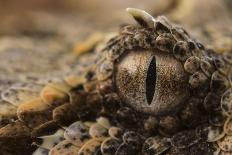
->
<box><xmin>115</xmin><ymin>50</ymin><xmax>189</xmax><ymax>115</ymax></box>
<box><xmin>146</xmin><ymin>56</ymin><xmax>156</xmax><ymax>105</ymax></box>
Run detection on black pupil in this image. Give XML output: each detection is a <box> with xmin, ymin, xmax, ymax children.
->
<box><xmin>146</xmin><ymin>56</ymin><xmax>156</xmax><ymax>105</ymax></box>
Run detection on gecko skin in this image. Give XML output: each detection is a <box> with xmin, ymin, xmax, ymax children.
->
<box><xmin>0</xmin><ymin>8</ymin><xmax>231</xmax><ymax>155</ymax></box>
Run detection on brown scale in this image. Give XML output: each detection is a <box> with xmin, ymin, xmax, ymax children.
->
<box><xmin>0</xmin><ymin>8</ymin><xmax>231</xmax><ymax>155</ymax></box>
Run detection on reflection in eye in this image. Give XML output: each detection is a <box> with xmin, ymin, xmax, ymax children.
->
<box><xmin>146</xmin><ymin>56</ymin><xmax>156</xmax><ymax>105</ymax></box>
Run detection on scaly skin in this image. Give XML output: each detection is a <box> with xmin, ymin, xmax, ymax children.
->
<box><xmin>0</xmin><ymin>8</ymin><xmax>231</xmax><ymax>155</ymax></box>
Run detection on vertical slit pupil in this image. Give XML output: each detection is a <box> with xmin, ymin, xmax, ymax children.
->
<box><xmin>146</xmin><ymin>56</ymin><xmax>156</xmax><ymax>105</ymax></box>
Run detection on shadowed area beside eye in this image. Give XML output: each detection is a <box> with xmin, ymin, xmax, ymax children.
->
<box><xmin>146</xmin><ymin>56</ymin><xmax>156</xmax><ymax>105</ymax></box>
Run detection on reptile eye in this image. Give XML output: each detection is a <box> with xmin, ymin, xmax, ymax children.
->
<box><xmin>115</xmin><ymin>50</ymin><xmax>189</xmax><ymax>115</ymax></box>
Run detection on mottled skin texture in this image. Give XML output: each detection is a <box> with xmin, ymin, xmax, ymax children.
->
<box><xmin>0</xmin><ymin>1</ymin><xmax>231</xmax><ymax>155</ymax></box>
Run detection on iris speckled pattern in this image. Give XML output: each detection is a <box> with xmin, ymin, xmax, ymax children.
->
<box><xmin>0</xmin><ymin>8</ymin><xmax>231</xmax><ymax>155</ymax></box>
